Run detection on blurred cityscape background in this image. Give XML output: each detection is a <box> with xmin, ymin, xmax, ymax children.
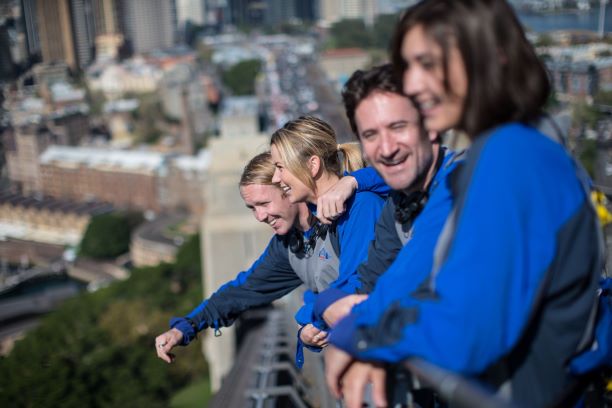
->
<box><xmin>0</xmin><ymin>0</ymin><xmax>610</xmax><ymax>407</ymax></box>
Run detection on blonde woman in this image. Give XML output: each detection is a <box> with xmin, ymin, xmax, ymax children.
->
<box><xmin>270</xmin><ymin>116</ymin><xmax>385</xmax><ymax>362</ymax></box>
<box><xmin>156</xmin><ymin>146</ymin><xmax>384</xmax><ymax>368</ymax></box>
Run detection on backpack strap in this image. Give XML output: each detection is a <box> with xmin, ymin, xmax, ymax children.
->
<box><xmin>328</xmin><ymin>222</ymin><xmax>340</xmax><ymax>259</ymax></box>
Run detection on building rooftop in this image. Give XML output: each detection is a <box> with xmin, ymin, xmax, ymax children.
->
<box><xmin>172</xmin><ymin>149</ymin><xmax>211</xmax><ymax>172</ymax></box>
<box><xmin>321</xmin><ymin>48</ymin><xmax>369</xmax><ymax>58</ymax></box>
<box><xmin>0</xmin><ymin>191</ymin><xmax>113</xmax><ymax>215</ymax></box>
<box><xmin>40</xmin><ymin>146</ymin><xmax>167</xmax><ymax>173</ymax></box>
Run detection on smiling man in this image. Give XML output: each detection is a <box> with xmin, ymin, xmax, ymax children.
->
<box><xmin>307</xmin><ymin>64</ymin><xmax>464</xmax><ymax>408</ymax></box>
<box><xmin>313</xmin><ymin>64</ymin><xmax>459</xmax><ymax>319</ymax></box>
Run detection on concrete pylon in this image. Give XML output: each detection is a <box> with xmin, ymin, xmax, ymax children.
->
<box><xmin>201</xmin><ymin>134</ymin><xmax>272</xmax><ymax>392</ymax></box>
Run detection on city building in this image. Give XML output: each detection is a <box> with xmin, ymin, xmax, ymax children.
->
<box><xmin>0</xmin><ymin>22</ymin><xmax>15</xmax><ymax>80</ymax></box>
<box><xmin>159</xmin><ymin>63</ymin><xmax>212</xmax><ymax>141</ymax></box>
<box><xmin>36</xmin><ymin>0</ymin><xmax>77</xmax><ymax>70</ymax></box>
<box><xmin>69</xmin><ymin>0</ymin><xmax>97</xmax><ymax>70</ymax></box>
<box><xmin>90</xmin><ymin>0</ymin><xmax>123</xmax><ymax>62</ymax></box>
<box><xmin>227</xmin><ymin>0</ymin><xmax>266</xmax><ymax>27</ymax></box>
<box><xmin>540</xmin><ymin>42</ymin><xmax>612</xmax><ymax>100</ymax></box>
<box><xmin>86</xmin><ymin>57</ymin><xmax>163</xmax><ymax>98</ymax></box>
<box><xmin>319</xmin><ymin>0</ymin><xmax>377</xmax><ymax>27</ymax></box>
<box><xmin>0</xmin><ymin>191</ymin><xmax>112</xmax><ymax>246</ymax></box>
<box><xmin>119</xmin><ymin>0</ymin><xmax>176</xmax><ymax>55</ymax></box>
<box><xmin>92</xmin><ymin>0</ymin><xmax>119</xmax><ymax>35</ymax></box>
<box><xmin>295</xmin><ymin>0</ymin><xmax>317</xmax><ymax>21</ymax></box>
<box><xmin>176</xmin><ymin>0</ymin><xmax>206</xmax><ymax>28</ymax></box>
<box><xmin>36</xmin><ymin>145</ymin><xmax>211</xmax><ymax>214</ymax></box>
<box><xmin>219</xmin><ymin>96</ymin><xmax>261</xmax><ymax>137</ymax></box>
<box><xmin>31</xmin><ymin>61</ymin><xmax>70</xmax><ymax>88</ymax></box>
<box><xmin>319</xmin><ymin>47</ymin><xmax>370</xmax><ymax>91</ymax></box>
<box><xmin>21</xmin><ymin>0</ymin><xmax>40</xmax><ymax>59</ymax></box>
<box><xmin>103</xmin><ymin>98</ymin><xmax>138</xmax><ymax>145</ymax></box>
<box><xmin>161</xmin><ymin>150</ymin><xmax>211</xmax><ymax>215</ymax></box>
<box><xmin>46</xmin><ymin>110</ymin><xmax>90</xmax><ymax>146</ymax></box>
<box><xmin>5</xmin><ymin>124</ymin><xmax>57</xmax><ymax>194</ymax></box>
<box><xmin>39</xmin><ymin>146</ymin><xmax>165</xmax><ymax>212</ymax></box>
<box><xmin>130</xmin><ymin>213</ymin><xmax>196</xmax><ymax>267</ymax></box>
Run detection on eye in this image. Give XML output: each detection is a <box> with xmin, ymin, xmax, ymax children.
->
<box><xmin>419</xmin><ymin>56</ymin><xmax>438</xmax><ymax>71</ymax></box>
<box><xmin>390</xmin><ymin>122</ymin><xmax>407</xmax><ymax>131</ymax></box>
<box><xmin>361</xmin><ymin>131</ymin><xmax>376</xmax><ymax>141</ymax></box>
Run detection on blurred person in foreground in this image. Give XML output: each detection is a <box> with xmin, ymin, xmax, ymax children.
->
<box><xmin>324</xmin><ymin>1</ymin><xmax>603</xmax><ymax>407</ymax></box>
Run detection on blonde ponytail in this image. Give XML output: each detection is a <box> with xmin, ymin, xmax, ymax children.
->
<box><xmin>337</xmin><ymin>142</ymin><xmax>366</xmax><ymax>173</ymax></box>
<box><xmin>271</xmin><ymin>116</ymin><xmax>359</xmax><ymax>192</ymax></box>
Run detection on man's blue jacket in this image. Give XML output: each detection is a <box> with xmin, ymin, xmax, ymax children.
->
<box><xmin>330</xmin><ymin>123</ymin><xmax>601</xmax><ymax>408</ymax></box>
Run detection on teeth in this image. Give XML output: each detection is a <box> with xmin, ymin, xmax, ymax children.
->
<box><xmin>419</xmin><ymin>100</ymin><xmax>435</xmax><ymax>110</ymax></box>
<box><xmin>270</xmin><ymin>218</ymin><xmax>277</xmax><ymax>226</ymax></box>
<box><xmin>419</xmin><ymin>101</ymin><xmax>434</xmax><ymax>109</ymax></box>
<box><xmin>381</xmin><ymin>157</ymin><xmax>407</xmax><ymax>167</ymax></box>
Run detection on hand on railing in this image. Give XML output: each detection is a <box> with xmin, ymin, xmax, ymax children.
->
<box><xmin>324</xmin><ymin>346</ymin><xmax>387</xmax><ymax>408</ymax></box>
<box><xmin>300</xmin><ymin>323</ymin><xmax>329</xmax><ymax>348</ymax></box>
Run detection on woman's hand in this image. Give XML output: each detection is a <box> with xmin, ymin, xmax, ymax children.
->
<box><xmin>299</xmin><ymin>324</ymin><xmax>329</xmax><ymax>348</ymax></box>
<box><xmin>154</xmin><ymin>328</ymin><xmax>183</xmax><ymax>363</ymax></box>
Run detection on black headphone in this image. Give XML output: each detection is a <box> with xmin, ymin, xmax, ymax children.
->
<box><xmin>394</xmin><ymin>190</ymin><xmax>429</xmax><ymax>224</ymax></box>
<box><xmin>394</xmin><ymin>149</ymin><xmax>445</xmax><ymax>224</ymax></box>
<box><xmin>288</xmin><ymin>222</ymin><xmax>329</xmax><ymax>256</ymax></box>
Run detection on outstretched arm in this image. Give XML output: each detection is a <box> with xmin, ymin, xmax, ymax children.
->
<box><xmin>161</xmin><ymin>236</ymin><xmax>302</xmax><ymax>353</ymax></box>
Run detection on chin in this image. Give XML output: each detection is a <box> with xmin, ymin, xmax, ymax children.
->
<box><xmin>272</xmin><ymin>226</ymin><xmax>284</xmax><ymax>235</ymax></box>
<box><xmin>385</xmin><ymin>176</ymin><xmax>415</xmax><ymax>191</ymax></box>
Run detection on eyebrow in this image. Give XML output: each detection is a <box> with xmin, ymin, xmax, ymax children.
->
<box><xmin>246</xmin><ymin>200</ymin><xmax>269</xmax><ymax>208</ymax></box>
<box><xmin>361</xmin><ymin>119</ymin><xmax>413</xmax><ymax>135</ymax></box>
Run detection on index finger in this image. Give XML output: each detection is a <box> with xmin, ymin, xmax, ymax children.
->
<box><xmin>156</xmin><ymin>344</ymin><xmax>173</xmax><ymax>363</ymax></box>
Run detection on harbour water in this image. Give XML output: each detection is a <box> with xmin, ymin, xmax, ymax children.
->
<box><xmin>516</xmin><ymin>4</ymin><xmax>611</xmax><ymax>33</ymax></box>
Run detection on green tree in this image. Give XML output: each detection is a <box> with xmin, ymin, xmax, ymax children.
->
<box><xmin>0</xmin><ymin>235</ymin><xmax>207</xmax><ymax>408</ymax></box>
<box><xmin>132</xmin><ymin>92</ymin><xmax>164</xmax><ymax>144</ymax></box>
<box><xmin>578</xmin><ymin>139</ymin><xmax>598</xmax><ymax>178</ymax></box>
<box><xmin>572</xmin><ymin>101</ymin><xmax>601</xmax><ymax>130</ymax></box>
<box><xmin>595</xmin><ymin>90</ymin><xmax>612</xmax><ymax>106</ymax></box>
<box><xmin>372</xmin><ymin>14</ymin><xmax>399</xmax><ymax>49</ymax></box>
<box><xmin>80</xmin><ymin>213</ymin><xmax>132</xmax><ymax>259</ymax></box>
<box><xmin>329</xmin><ymin>19</ymin><xmax>371</xmax><ymax>49</ymax></box>
<box><xmin>221</xmin><ymin>59</ymin><xmax>262</xmax><ymax>95</ymax></box>
<box><xmin>535</xmin><ymin>33</ymin><xmax>554</xmax><ymax>47</ymax></box>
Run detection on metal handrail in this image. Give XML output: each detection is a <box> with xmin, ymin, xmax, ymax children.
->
<box><xmin>403</xmin><ymin>358</ymin><xmax>519</xmax><ymax>408</ymax></box>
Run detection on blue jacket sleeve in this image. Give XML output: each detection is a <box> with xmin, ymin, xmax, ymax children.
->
<box><xmin>350</xmin><ymin>167</ymin><xmax>390</xmax><ymax>195</ymax></box>
<box><xmin>329</xmin><ymin>126</ymin><xmax>591</xmax><ymax>374</ymax></box>
<box><xmin>313</xmin><ymin>197</ymin><xmax>403</xmax><ymax>320</ymax></box>
<box><xmin>171</xmin><ymin>235</ymin><xmax>303</xmax><ymax>345</ymax></box>
<box><xmin>304</xmin><ymin>191</ymin><xmax>384</xmax><ymax>329</ymax></box>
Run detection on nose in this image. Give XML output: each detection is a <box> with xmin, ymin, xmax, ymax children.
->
<box><xmin>254</xmin><ymin>206</ymin><xmax>267</xmax><ymax>223</ymax></box>
<box><xmin>272</xmin><ymin>167</ymin><xmax>281</xmax><ymax>184</ymax></box>
<box><xmin>379</xmin><ymin>131</ymin><xmax>399</xmax><ymax>159</ymax></box>
<box><xmin>402</xmin><ymin>66</ymin><xmax>422</xmax><ymax>98</ymax></box>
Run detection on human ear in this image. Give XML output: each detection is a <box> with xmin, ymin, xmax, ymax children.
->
<box><xmin>308</xmin><ymin>155</ymin><xmax>321</xmax><ymax>177</ymax></box>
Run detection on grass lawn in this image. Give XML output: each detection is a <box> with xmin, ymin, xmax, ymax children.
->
<box><xmin>170</xmin><ymin>377</ymin><xmax>212</xmax><ymax>408</ymax></box>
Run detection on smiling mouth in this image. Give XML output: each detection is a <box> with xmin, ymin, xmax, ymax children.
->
<box><xmin>380</xmin><ymin>155</ymin><xmax>408</xmax><ymax>168</ymax></box>
<box><xmin>281</xmin><ymin>185</ymin><xmax>291</xmax><ymax>195</ymax></box>
<box><xmin>415</xmin><ymin>98</ymin><xmax>437</xmax><ymax>115</ymax></box>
